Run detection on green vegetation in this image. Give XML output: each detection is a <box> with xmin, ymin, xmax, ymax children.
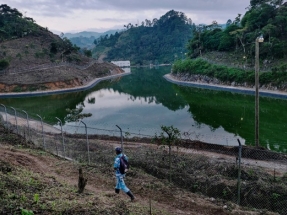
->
<box><xmin>93</xmin><ymin>10</ymin><xmax>193</xmax><ymax>65</ymax></box>
<box><xmin>69</xmin><ymin>36</ymin><xmax>96</xmax><ymax>48</ymax></box>
<box><xmin>49</xmin><ymin>38</ymin><xmax>80</xmax><ymax>58</ymax></box>
<box><xmin>83</xmin><ymin>49</ymin><xmax>92</xmax><ymax>57</ymax></box>
<box><xmin>172</xmin><ymin>58</ymin><xmax>287</xmax><ymax>86</ymax></box>
<box><xmin>172</xmin><ymin>84</ymin><xmax>287</xmax><ymax>151</ymax></box>
<box><xmin>174</xmin><ymin>1</ymin><xmax>287</xmax><ymax>89</ymax></box>
<box><xmin>64</xmin><ymin>106</ymin><xmax>92</xmax><ymax>122</ymax></box>
<box><xmin>0</xmin><ymin>4</ymin><xmax>42</xmax><ymax>40</ymax></box>
<box><xmin>64</xmin><ymin>30</ymin><xmax>119</xmax><ymax>48</ymax></box>
<box><xmin>0</xmin><ymin>59</ymin><xmax>9</xmax><ymax>70</ymax></box>
<box><xmin>188</xmin><ymin>1</ymin><xmax>287</xmax><ymax>62</ymax></box>
<box><xmin>0</xmin><ymin>4</ymin><xmax>85</xmax><ymax>68</ymax></box>
<box><xmin>1</xmin><ymin>123</ymin><xmax>287</xmax><ymax>214</ymax></box>
<box><xmin>173</xmin><ymin>58</ymin><xmax>254</xmax><ymax>83</ymax></box>
<box><xmin>154</xmin><ymin>125</ymin><xmax>181</xmax><ymax>182</ymax></box>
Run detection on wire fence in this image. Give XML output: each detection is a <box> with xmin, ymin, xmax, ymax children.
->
<box><xmin>1</xmin><ymin>105</ymin><xmax>287</xmax><ymax>214</ymax></box>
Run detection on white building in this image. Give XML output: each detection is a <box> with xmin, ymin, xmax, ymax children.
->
<box><xmin>111</xmin><ymin>61</ymin><xmax>130</xmax><ymax>67</ymax></box>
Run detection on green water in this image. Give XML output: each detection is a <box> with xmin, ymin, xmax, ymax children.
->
<box><xmin>0</xmin><ymin>66</ymin><xmax>287</xmax><ymax>152</ymax></box>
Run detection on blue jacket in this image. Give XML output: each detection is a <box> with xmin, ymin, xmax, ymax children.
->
<box><xmin>114</xmin><ymin>153</ymin><xmax>128</xmax><ymax>176</ymax></box>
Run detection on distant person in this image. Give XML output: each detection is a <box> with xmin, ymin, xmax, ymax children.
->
<box><xmin>113</xmin><ymin>147</ymin><xmax>135</xmax><ymax>201</ymax></box>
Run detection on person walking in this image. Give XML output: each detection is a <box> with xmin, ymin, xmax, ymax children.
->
<box><xmin>113</xmin><ymin>147</ymin><xmax>135</xmax><ymax>201</ymax></box>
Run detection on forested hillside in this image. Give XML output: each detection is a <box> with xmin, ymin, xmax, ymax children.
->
<box><xmin>64</xmin><ymin>30</ymin><xmax>120</xmax><ymax>48</ymax></box>
<box><xmin>188</xmin><ymin>0</ymin><xmax>287</xmax><ymax>63</ymax></box>
<box><xmin>92</xmin><ymin>10</ymin><xmax>193</xmax><ymax>65</ymax></box>
<box><xmin>172</xmin><ymin>0</ymin><xmax>287</xmax><ymax>91</ymax></box>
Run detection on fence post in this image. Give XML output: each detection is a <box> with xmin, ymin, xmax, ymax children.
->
<box><xmin>81</xmin><ymin>121</ymin><xmax>90</xmax><ymax>165</ymax></box>
<box><xmin>116</xmin><ymin>125</ymin><xmax>123</xmax><ymax>152</ymax></box>
<box><xmin>10</xmin><ymin>107</ymin><xmax>18</xmax><ymax>134</ymax></box>
<box><xmin>36</xmin><ymin>114</ymin><xmax>46</xmax><ymax>151</ymax></box>
<box><xmin>0</xmin><ymin>104</ymin><xmax>8</xmax><ymax>128</ymax></box>
<box><xmin>56</xmin><ymin>117</ymin><xmax>65</xmax><ymax>158</ymax></box>
<box><xmin>22</xmin><ymin>110</ymin><xmax>30</xmax><ymax>141</ymax></box>
<box><xmin>237</xmin><ymin>139</ymin><xmax>242</xmax><ymax>205</ymax></box>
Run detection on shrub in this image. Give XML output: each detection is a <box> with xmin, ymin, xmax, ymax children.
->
<box><xmin>16</xmin><ymin>53</ymin><xmax>22</xmax><ymax>59</ymax></box>
<box><xmin>172</xmin><ymin>59</ymin><xmax>269</xmax><ymax>85</ymax></box>
<box><xmin>0</xmin><ymin>59</ymin><xmax>9</xmax><ymax>70</ymax></box>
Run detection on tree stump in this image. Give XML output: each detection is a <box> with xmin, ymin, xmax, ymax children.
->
<box><xmin>78</xmin><ymin>168</ymin><xmax>87</xmax><ymax>193</ymax></box>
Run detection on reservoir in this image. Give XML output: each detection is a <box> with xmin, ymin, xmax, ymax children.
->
<box><xmin>0</xmin><ymin>66</ymin><xmax>287</xmax><ymax>152</ymax></box>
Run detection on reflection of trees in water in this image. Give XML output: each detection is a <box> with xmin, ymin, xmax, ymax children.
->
<box><xmin>2</xmin><ymin>66</ymin><xmax>287</xmax><ymax>152</ymax></box>
<box><xmin>128</xmin><ymin>95</ymin><xmax>156</xmax><ymax>104</ymax></box>
<box><xmin>109</xmin><ymin>76</ymin><xmax>122</xmax><ymax>83</ymax></box>
<box><xmin>87</xmin><ymin>97</ymin><xmax>95</xmax><ymax>104</ymax></box>
<box><xmin>0</xmin><ymin>92</ymin><xmax>88</xmax><ymax>124</ymax></box>
<box><xmin>174</xmin><ymin>85</ymin><xmax>287</xmax><ymax>151</ymax></box>
<box><xmin>106</xmin><ymin>67</ymin><xmax>187</xmax><ymax>111</ymax></box>
<box><xmin>65</xmin><ymin>106</ymin><xmax>92</xmax><ymax>123</ymax></box>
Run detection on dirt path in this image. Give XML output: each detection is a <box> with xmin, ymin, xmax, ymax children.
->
<box><xmin>0</xmin><ymin>144</ymin><xmax>274</xmax><ymax>215</ymax></box>
<box><xmin>97</xmin><ymin>54</ymin><xmax>106</xmax><ymax>63</ymax></box>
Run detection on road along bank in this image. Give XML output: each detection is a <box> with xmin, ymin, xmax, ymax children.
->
<box><xmin>0</xmin><ymin>70</ymin><xmax>130</xmax><ymax>98</ymax></box>
<box><xmin>164</xmin><ymin>74</ymin><xmax>287</xmax><ymax>100</ymax></box>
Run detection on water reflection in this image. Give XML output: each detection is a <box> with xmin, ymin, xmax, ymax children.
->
<box><xmin>0</xmin><ymin>66</ymin><xmax>287</xmax><ymax>151</ymax></box>
<box><xmin>66</xmin><ymin>87</ymin><xmax>244</xmax><ymax>146</ymax></box>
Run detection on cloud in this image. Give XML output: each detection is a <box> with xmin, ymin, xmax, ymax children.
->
<box><xmin>4</xmin><ymin>0</ymin><xmax>250</xmax><ymax>32</ymax></box>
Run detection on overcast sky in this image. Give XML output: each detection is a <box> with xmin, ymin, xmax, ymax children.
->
<box><xmin>5</xmin><ymin>0</ymin><xmax>251</xmax><ymax>34</ymax></box>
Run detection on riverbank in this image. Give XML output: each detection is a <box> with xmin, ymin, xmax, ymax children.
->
<box><xmin>164</xmin><ymin>73</ymin><xmax>287</xmax><ymax>100</ymax></box>
<box><xmin>0</xmin><ymin>69</ymin><xmax>130</xmax><ymax>98</ymax></box>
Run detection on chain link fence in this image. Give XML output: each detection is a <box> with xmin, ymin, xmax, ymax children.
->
<box><xmin>1</xmin><ymin>105</ymin><xmax>287</xmax><ymax>214</ymax></box>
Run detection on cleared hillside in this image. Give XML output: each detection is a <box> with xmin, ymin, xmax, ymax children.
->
<box><xmin>0</xmin><ymin>4</ymin><xmax>123</xmax><ymax>93</ymax></box>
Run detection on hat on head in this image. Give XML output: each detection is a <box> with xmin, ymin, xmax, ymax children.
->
<box><xmin>115</xmin><ymin>147</ymin><xmax>122</xmax><ymax>153</ymax></box>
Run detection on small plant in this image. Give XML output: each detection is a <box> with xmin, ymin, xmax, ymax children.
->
<box><xmin>16</xmin><ymin>53</ymin><xmax>22</xmax><ymax>59</ymax></box>
<box><xmin>34</xmin><ymin>52</ymin><xmax>45</xmax><ymax>58</ymax></box>
<box><xmin>155</xmin><ymin>125</ymin><xmax>181</xmax><ymax>182</ymax></box>
<box><xmin>193</xmin><ymin>183</ymin><xmax>199</xmax><ymax>190</ymax></box>
<box><xmin>125</xmin><ymin>131</ymin><xmax>131</xmax><ymax>140</ymax></box>
<box><xmin>0</xmin><ymin>59</ymin><xmax>9</xmax><ymax>70</ymax></box>
<box><xmin>28</xmin><ymin>86</ymin><xmax>39</xmax><ymax>92</ymax></box>
<box><xmin>12</xmin><ymin>86</ymin><xmax>22</xmax><ymax>92</ymax></box>
<box><xmin>33</xmin><ymin>193</ymin><xmax>39</xmax><ymax>204</ymax></box>
<box><xmin>271</xmin><ymin>192</ymin><xmax>281</xmax><ymax>200</ymax></box>
<box><xmin>51</xmin><ymin>201</ymin><xmax>56</xmax><ymax>210</ymax></box>
<box><xmin>20</xmin><ymin>194</ymin><xmax>27</xmax><ymax>203</ymax></box>
<box><xmin>222</xmin><ymin>188</ymin><xmax>227</xmax><ymax>197</ymax></box>
<box><xmin>247</xmin><ymin>169</ymin><xmax>255</xmax><ymax>177</ymax></box>
<box><xmin>21</xmin><ymin>208</ymin><xmax>34</xmax><ymax>215</ymax></box>
<box><xmin>29</xmin><ymin>43</ymin><xmax>35</xmax><ymax>48</ymax></box>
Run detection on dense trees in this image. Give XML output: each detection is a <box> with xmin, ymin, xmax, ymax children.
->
<box><xmin>0</xmin><ymin>4</ymin><xmax>88</xmax><ymax>68</ymax></box>
<box><xmin>93</xmin><ymin>10</ymin><xmax>193</xmax><ymax>65</ymax></box>
<box><xmin>187</xmin><ymin>1</ymin><xmax>287</xmax><ymax>60</ymax></box>
<box><xmin>0</xmin><ymin>4</ymin><xmax>40</xmax><ymax>40</ymax></box>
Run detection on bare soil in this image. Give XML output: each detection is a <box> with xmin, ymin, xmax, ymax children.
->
<box><xmin>0</xmin><ymin>125</ymin><xmax>283</xmax><ymax>215</ymax></box>
<box><xmin>0</xmin><ymin>34</ymin><xmax>124</xmax><ymax>93</ymax></box>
